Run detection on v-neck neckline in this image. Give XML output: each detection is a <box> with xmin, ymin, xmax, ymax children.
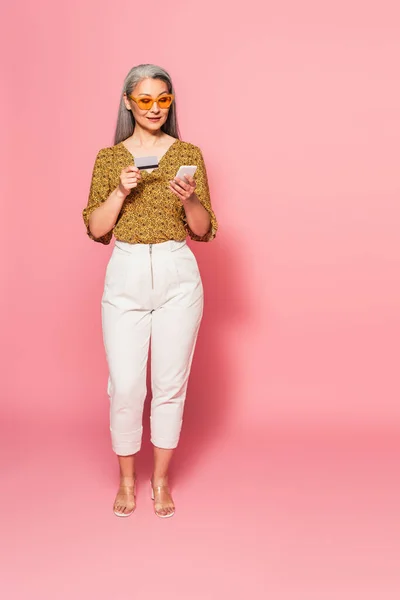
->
<box><xmin>118</xmin><ymin>138</ymin><xmax>179</xmax><ymax>174</ymax></box>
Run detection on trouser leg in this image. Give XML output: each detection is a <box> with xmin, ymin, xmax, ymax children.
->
<box><xmin>101</xmin><ymin>247</ymin><xmax>152</xmax><ymax>456</ymax></box>
<box><xmin>150</xmin><ymin>247</ymin><xmax>204</xmax><ymax>449</ymax></box>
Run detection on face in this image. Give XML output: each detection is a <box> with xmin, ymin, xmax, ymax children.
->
<box><xmin>123</xmin><ymin>78</ymin><xmax>172</xmax><ymax>131</ymax></box>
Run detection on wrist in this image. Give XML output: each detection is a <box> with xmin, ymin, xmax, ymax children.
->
<box><xmin>115</xmin><ymin>185</ymin><xmax>128</xmax><ymax>200</ymax></box>
<box><xmin>182</xmin><ymin>193</ymin><xmax>198</xmax><ymax>208</ymax></box>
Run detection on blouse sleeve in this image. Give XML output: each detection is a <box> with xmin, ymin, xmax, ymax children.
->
<box><xmin>184</xmin><ymin>146</ymin><xmax>218</xmax><ymax>242</ymax></box>
<box><xmin>82</xmin><ymin>148</ymin><xmax>113</xmax><ymax>245</ymax></box>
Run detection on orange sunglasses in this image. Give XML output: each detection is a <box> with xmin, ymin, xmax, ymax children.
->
<box><xmin>129</xmin><ymin>93</ymin><xmax>175</xmax><ymax>110</ymax></box>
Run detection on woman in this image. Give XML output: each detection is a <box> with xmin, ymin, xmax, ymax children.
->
<box><xmin>82</xmin><ymin>64</ymin><xmax>218</xmax><ymax>518</ymax></box>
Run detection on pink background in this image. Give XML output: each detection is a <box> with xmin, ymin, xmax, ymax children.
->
<box><xmin>2</xmin><ymin>1</ymin><xmax>400</xmax><ymax>598</ymax></box>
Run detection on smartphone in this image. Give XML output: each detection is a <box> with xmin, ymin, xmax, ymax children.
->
<box><xmin>175</xmin><ymin>165</ymin><xmax>197</xmax><ymax>180</ymax></box>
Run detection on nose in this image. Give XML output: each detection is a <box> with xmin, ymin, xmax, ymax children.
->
<box><xmin>150</xmin><ymin>100</ymin><xmax>161</xmax><ymax>114</ymax></box>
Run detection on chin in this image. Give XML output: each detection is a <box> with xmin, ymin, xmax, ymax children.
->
<box><xmin>139</xmin><ymin>118</ymin><xmax>166</xmax><ymax>132</ymax></box>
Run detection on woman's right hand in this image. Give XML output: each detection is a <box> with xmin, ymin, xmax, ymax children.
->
<box><xmin>118</xmin><ymin>165</ymin><xmax>141</xmax><ymax>196</ymax></box>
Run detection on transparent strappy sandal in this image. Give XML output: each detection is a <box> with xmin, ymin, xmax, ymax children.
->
<box><xmin>113</xmin><ymin>479</ymin><xmax>137</xmax><ymax>517</ymax></box>
<box><xmin>150</xmin><ymin>480</ymin><xmax>175</xmax><ymax>518</ymax></box>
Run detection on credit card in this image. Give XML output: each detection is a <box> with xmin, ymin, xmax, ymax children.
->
<box><xmin>135</xmin><ymin>156</ymin><xmax>159</xmax><ymax>170</ymax></box>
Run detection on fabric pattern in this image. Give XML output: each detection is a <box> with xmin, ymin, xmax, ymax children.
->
<box><xmin>82</xmin><ymin>140</ymin><xmax>218</xmax><ymax>245</ymax></box>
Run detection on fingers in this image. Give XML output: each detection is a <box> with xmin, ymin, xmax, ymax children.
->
<box><xmin>120</xmin><ymin>165</ymin><xmax>141</xmax><ymax>192</ymax></box>
<box><xmin>177</xmin><ymin>175</ymin><xmax>192</xmax><ymax>189</ymax></box>
<box><xmin>169</xmin><ymin>178</ymin><xmax>196</xmax><ymax>202</ymax></box>
<box><xmin>122</xmin><ymin>176</ymin><xmax>140</xmax><ymax>186</ymax></box>
<box><xmin>174</xmin><ymin>178</ymin><xmax>188</xmax><ymax>191</ymax></box>
<box><xmin>170</xmin><ymin>176</ymin><xmax>195</xmax><ymax>193</ymax></box>
<box><xmin>123</xmin><ymin>165</ymin><xmax>140</xmax><ymax>174</ymax></box>
<box><xmin>121</xmin><ymin>166</ymin><xmax>141</xmax><ymax>180</ymax></box>
<box><xmin>169</xmin><ymin>186</ymin><xmax>183</xmax><ymax>201</ymax></box>
<box><xmin>124</xmin><ymin>173</ymin><xmax>141</xmax><ymax>183</ymax></box>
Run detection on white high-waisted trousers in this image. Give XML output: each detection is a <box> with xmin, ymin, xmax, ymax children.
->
<box><xmin>101</xmin><ymin>239</ymin><xmax>204</xmax><ymax>456</ymax></box>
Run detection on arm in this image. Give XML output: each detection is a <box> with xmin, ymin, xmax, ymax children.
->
<box><xmin>88</xmin><ymin>187</ymin><xmax>127</xmax><ymax>240</ymax></box>
<box><xmin>181</xmin><ymin>193</ymin><xmax>211</xmax><ymax>238</ymax></box>
<box><xmin>82</xmin><ymin>149</ymin><xmax>140</xmax><ymax>244</ymax></box>
<box><xmin>82</xmin><ymin>149</ymin><xmax>114</xmax><ymax>244</ymax></box>
<box><xmin>169</xmin><ymin>146</ymin><xmax>218</xmax><ymax>242</ymax></box>
<box><xmin>187</xmin><ymin>146</ymin><xmax>218</xmax><ymax>242</ymax></box>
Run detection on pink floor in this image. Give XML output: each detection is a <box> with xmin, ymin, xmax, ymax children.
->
<box><xmin>1</xmin><ymin>416</ymin><xmax>399</xmax><ymax>599</ymax></box>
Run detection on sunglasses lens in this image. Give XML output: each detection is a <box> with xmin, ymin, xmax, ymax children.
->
<box><xmin>137</xmin><ymin>98</ymin><xmax>153</xmax><ymax>110</ymax></box>
<box><xmin>158</xmin><ymin>95</ymin><xmax>172</xmax><ymax>108</ymax></box>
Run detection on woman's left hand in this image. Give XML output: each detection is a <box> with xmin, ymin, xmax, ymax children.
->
<box><xmin>169</xmin><ymin>175</ymin><xmax>196</xmax><ymax>203</ymax></box>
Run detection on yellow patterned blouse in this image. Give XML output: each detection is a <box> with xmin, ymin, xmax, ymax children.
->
<box><xmin>82</xmin><ymin>140</ymin><xmax>218</xmax><ymax>245</ymax></box>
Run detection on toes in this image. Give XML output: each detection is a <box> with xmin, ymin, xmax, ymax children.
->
<box><xmin>114</xmin><ymin>484</ymin><xmax>136</xmax><ymax>515</ymax></box>
<box><xmin>155</xmin><ymin>505</ymin><xmax>174</xmax><ymax>517</ymax></box>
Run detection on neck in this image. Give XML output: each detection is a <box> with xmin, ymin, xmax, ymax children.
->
<box><xmin>130</xmin><ymin>124</ymin><xmax>165</xmax><ymax>147</ymax></box>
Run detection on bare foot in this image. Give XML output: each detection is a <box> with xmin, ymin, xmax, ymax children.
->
<box><xmin>151</xmin><ymin>477</ymin><xmax>175</xmax><ymax>518</ymax></box>
<box><xmin>113</xmin><ymin>477</ymin><xmax>136</xmax><ymax>517</ymax></box>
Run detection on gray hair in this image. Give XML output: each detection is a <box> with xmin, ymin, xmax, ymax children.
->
<box><xmin>114</xmin><ymin>64</ymin><xmax>181</xmax><ymax>145</ymax></box>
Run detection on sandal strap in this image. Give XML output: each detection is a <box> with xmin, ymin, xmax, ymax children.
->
<box><xmin>152</xmin><ymin>485</ymin><xmax>170</xmax><ymax>492</ymax></box>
